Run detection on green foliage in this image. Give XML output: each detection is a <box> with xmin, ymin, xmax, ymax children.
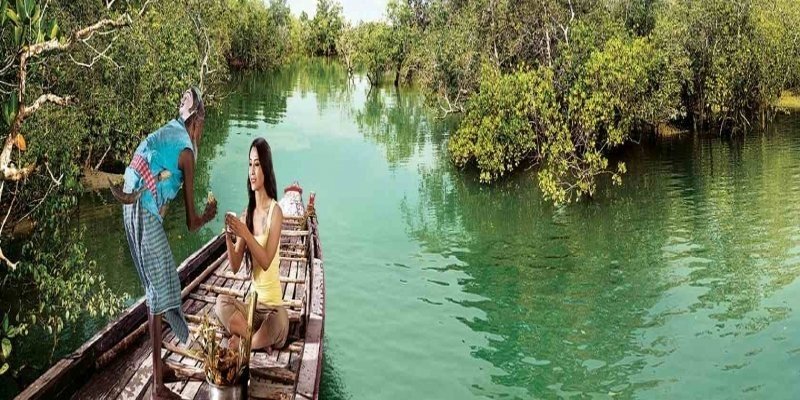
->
<box><xmin>609</xmin><ymin>0</ymin><xmax>662</xmax><ymax>35</ymax></box>
<box><xmin>288</xmin><ymin>11</ymin><xmax>312</xmax><ymax>57</ymax></box>
<box><xmin>0</xmin><ymin>0</ymin><xmax>294</xmax><ymax>375</ymax></box>
<box><xmin>450</xmin><ymin>28</ymin><xmax>682</xmax><ymax>203</ymax></box>
<box><xmin>0</xmin><ymin>313</ymin><xmax>21</xmax><ymax>375</ymax></box>
<box><xmin>541</xmin><ymin>34</ymin><xmax>668</xmax><ymax>203</ymax></box>
<box><xmin>341</xmin><ymin>1</ymin><xmax>423</xmax><ymax>87</ymax></box>
<box><xmin>229</xmin><ymin>0</ymin><xmax>292</xmax><ymax>70</ymax></box>
<box><xmin>652</xmin><ymin>0</ymin><xmax>800</xmax><ymax>129</ymax></box>
<box><xmin>335</xmin><ymin>22</ymin><xmax>356</xmax><ymax>73</ymax></box>
<box><xmin>2</xmin><ymin>0</ymin><xmax>63</xmax><ymax>47</ymax></box>
<box><xmin>388</xmin><ymin>0</ymin><xmax>800</xmax><ymax>204</ymax></box>
<box><xmin>351</xmin><ymin>22</ymin><xmax>393</xmax><ymax>86</ymax></box>
<box><xmin>450</xmin><ymin>64</ymin><xmax>557</xmax><ymax>182</ymax></box>
<box><xmin>385</xmin><ymin>0</ymin><xmax>421</xmax><ymax>85</ymax></box>
<box><xmin>308</xmin><ymin>0</ymin><xmax>343</xmax><ymax>56</ymax></box>
<box><xmin>9</xmin><ymin>103</ymin><xmax>124</xmax><ymax>350</ymax></box>
<box><xmin>415</xmin><ymin>0</ymin><xmax>481</xmax><ymax>108</ymax></box>
<box><xmin>1</xmin><ymin>94</ymin><xmax>18</xmax><ymax>128</ymax></box>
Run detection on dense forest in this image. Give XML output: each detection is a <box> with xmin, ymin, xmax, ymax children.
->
<box><xmin>0</xmin><ymin>0</ymin><xmax>299</xmax><ymax>379</ymax></box>
<box><xmin>0</xmin><ymin>0</ymin><xmax>799</xmax><ymax>388</ymax></box>
<box><xmin>306</xmin><ymin>0</ymin><xmax>800</xmax><ymax>203</ymax></box>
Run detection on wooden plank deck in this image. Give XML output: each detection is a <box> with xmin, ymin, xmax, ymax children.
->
<box><xmin>68</xmin><ymin>220</ymin><xmax>315</xmax><ymax>400</ymax></box>
<box><xmin>17</xmin><ymin>189</ymin><xmax>324</xmax><ymax>400</ymax></box>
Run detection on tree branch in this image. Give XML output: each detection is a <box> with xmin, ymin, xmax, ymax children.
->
<box><xmin>0</xmin><ymin>93</ymin><xmax>74</xmax><ymax>181</ymax></box>
<box><xmin>139</xmin><ymin>0</ymin><xmax>154</xmax><ymax>16</ymax></box>
<box><xmin>0</xmin><ymin>245</ymin><xmax>17</xmax><ymax>270</ymax></box>
<box><xmin>0</xmin><ymin>180</ymin><xmax>18</xmax><ymax>234</ymax></box>
<box><xmin>94</xmin><ymin>144</ymin><xmax>111</xmax><ymax>170</ymax></box>
<box><xmin>17</xmin><ymin>163</ymin><xmax>62</xmax><ymax>224</ymax></box>
<box><xmin>190</xmin><ymin>14</ymin><xmax>211</xmax><ymax>90</ymax></box>
<box><xmin>69</xmin><ymin>36</ymin><xmax>121</xmax><ymax>69</ymax></box>
<box><xmin>1</xmin><ymin>163</ymin><xmax>37</xmax><ymax>181</ymax></box>
<box><xmin>73</xmin><ymin>14</ymin><xmax>132</xmax><ymax>42</ymax></box>
<box><xmin>22</xmin><ymin>93</ymin><xmax>75</xmax><ymax>119</ymax></box>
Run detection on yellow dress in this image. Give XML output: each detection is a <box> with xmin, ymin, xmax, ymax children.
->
<box><xmin>251</xmin><ymin>200</ymin><xmax>283</xmax><ymax>306</ymax></box>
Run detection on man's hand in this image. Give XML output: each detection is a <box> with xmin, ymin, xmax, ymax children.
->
<box><xmin>202</xmin><ymin>199</ymin><xmax>218</xmax><ymax>223</ymax></box>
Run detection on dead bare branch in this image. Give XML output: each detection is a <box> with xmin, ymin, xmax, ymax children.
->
<box><xmin>1</xmin><ymin>92</ymin><xmax>73</xmax><ymax>182</ymax></box>
<box><xmin>22</xmin><ymin>93</ymin><xmax>75</xmax><ymax>118</ymax></box>
<box><xmin>69</xmin><ymin>36</ymin><xmax>121</xmax><ymax>69</ymax></box>
<box><xmin>1</xmin><ymin>6</ymin><xmax>151</xmax><ymax>183</ymax></box>
<box><xmin>139</xmin><ymin>0</ymin><xmax>155</xmax><ymax>16</ymax></box>
<box><xmin>2</xmin><ymin>163</ymin><xmax>37</xmax><ymax>181</ymax></box>
<box><xmin>190</xmin><ymin>14</ymin><xmax>212</xmax><ymax>90</ymax></box>
<box><xmin>45</xmin><ymin>162</ymin><xmax>62</xmax><ymax>186</ymax></box>
<box><xmin>94</xmin><ymin>144</ymin><xmax>112</xmax><ymax>170</ymax></box>
<box><xmin>0</xmin><ymin>56</ymin><xmax>15</xmax><ymax>75</ymax></box>
<box><xmin>1</xmin><ymin>180</ymin><xmax>19</xmax><ymax>234</ymax></box>
<box><xmin>73</xmin><ymin>14</ymin><xmax>132</xmax><ymax>42</ymax></box>
<box><xmin>0</xmin><ymin>245</ymin><xmax>18</xmax><ymax>270</ymax></box>
<box><xmin>17</xmin><ymin>163</ymin><xmax>62</xmax><ymax>224</ymax></box>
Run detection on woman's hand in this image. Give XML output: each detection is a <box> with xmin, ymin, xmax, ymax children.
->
<box><xmin>226</xmin><ymin>212</ymin><xmax>249</xmax><ymax>238</ymax></box>
<box><xmin>223</xmin><ymin>212</ymin><xmax>236</xmax><ymax>241</ymax></box>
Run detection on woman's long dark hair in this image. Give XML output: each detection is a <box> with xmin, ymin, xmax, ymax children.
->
<box><xmin>244</xmin><ymin>137</ymin><xmax>278</xmax><ymax>272</ymax></box>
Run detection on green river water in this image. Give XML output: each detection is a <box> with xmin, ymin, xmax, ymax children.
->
<box><xmin>5</xmin><ymin>59</ymin><xmax>800</xmax><ymax>399</ymax></box>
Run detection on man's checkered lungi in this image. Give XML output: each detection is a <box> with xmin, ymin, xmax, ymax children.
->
<box><xmin>122</xmin><ymin>201</ymin><xmax>189</xmax><ymax>343</ymax></box>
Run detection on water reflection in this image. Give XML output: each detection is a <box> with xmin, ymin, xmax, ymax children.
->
<box><xmin>66</xmin><ymin>59</ymin><xmax>800</xmax><ymax>400</ymax></box>
<box><xmin>401</xmin><ymin>111</ymin><xmax>800</xmax><ymax>397</ymax></box>
<box><xmin>355</xmin><ymin>88</ymin><xmax>447</xmax><ymax>169</ymax></box>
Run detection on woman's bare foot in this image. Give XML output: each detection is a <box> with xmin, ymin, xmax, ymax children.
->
<box><xmin>152</xmin><ymin>384</ymin><xmax>184</xmax><ymax>400</ymax></box>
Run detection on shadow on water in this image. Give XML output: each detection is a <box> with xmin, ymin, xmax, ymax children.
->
<box><xmin>318</xmin><ymin>337</ymin><xmax>350</xmax><ymax>400</ymax></box>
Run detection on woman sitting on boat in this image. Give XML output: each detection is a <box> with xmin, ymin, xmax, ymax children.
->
<box><xmin>216</xmin><ymin>137</ymin><xmax>289</xmax><ymax>353</ymax></box>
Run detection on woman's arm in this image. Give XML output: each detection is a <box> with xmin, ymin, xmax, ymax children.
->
<box><xmin>179</xmin><ymin>149</ymin><xmax>216</xmax><ymax>232</ymax></box>
<box><xmin>259</xmin><ymin>205</ymin><xmax>283</xmax><ymax>271</ymax></box>
<box><xmin>225</xmin><ymin>212</ymin><xmax>247</xmax><ymax>274</ymax></box>
<box><xmin>228</xmin><ymin>204</ymin><xmax>283</xmax><ymax>270</ymax></box>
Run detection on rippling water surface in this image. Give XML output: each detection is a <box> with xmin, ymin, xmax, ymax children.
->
<box><xmin>8</xmin><ymin>59</ymin><xmax>800</xmax><ymax>399</ymax></box>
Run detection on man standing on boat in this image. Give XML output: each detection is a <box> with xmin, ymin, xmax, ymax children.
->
<box><xmin>110</xmin><ymin>86</ymin><xmax>217</xmax><ymax>400</ymax></box>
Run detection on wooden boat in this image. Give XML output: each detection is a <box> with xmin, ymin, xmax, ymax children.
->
<box><xmin>17</xmin><ymin>183</ymin><xmax>325</xmax><ymax>400</ymax></box>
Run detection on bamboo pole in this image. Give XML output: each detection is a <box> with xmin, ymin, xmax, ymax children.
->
<box><xmin>95</xmin><ymin>322</ymin><xmax>147</xmax><ymax>368</ymax></box>
<box><xmin>162</xmin><ymin>341</ymin><xmax>201</xmax><ymax>362</ymax></box>
<box><xmin>164</xmin><ymin>361</ymin><xmax>205</xmax><ymax>381</ymax></box>
<box><xmin>193</xmin><ymin>287</ymin><xmax>303</xmax><ymax>309</ymax></box>
<box><xmin>185</xmin><ymin>313</ymin><xmax>223</xmax><ymax>327</ymax></box>
<box><xmin>248</xmin><ymin>366</ymin><xmax>297</xmax><ymax>383</ymax></box>
<box><xmin>281</xmin><ymin>230</ymin><xmax>309</xmax><ymax>237</ymax></box>
<box><xmin>216</xmin><ymin>271</ymin><xmax>307</xmax><ymax>283</ymax></box>
<box><xmin>200</xmin><ymin>283</ymin><xmax>243</xmax><ymax>297</ymax></box>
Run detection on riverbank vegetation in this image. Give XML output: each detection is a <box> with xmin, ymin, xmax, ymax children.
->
<box><xmin>327</xmin><ymin>0</ymin><xmax>800</xmax><ymax>203</ymax></box>
<box><xmin>0</xmin><ymin>0</ymin><xmax>296</xmax><ymax>381</ymax></box>
<box><xmin>1</xmin><ymin>0</ymin><xmax>798</xmax><ymax>390</ymax></box>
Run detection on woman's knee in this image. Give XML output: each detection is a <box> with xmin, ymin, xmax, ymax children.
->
<box><xmin>214</xmin><ymin>294</ymin><xmax>235</xmax><ymax>323</ymax></box>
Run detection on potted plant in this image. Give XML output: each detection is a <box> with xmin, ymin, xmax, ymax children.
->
<box><xmin>195</xmin><ymin>292</ymin><xmax>257</xmax><ymax>400</ymax></box>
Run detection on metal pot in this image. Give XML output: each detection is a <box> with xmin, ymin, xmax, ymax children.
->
<box><xmin>207</xmin><ymin>381</ymin><xmax>245</xmax><ymax>400</ymax></box>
